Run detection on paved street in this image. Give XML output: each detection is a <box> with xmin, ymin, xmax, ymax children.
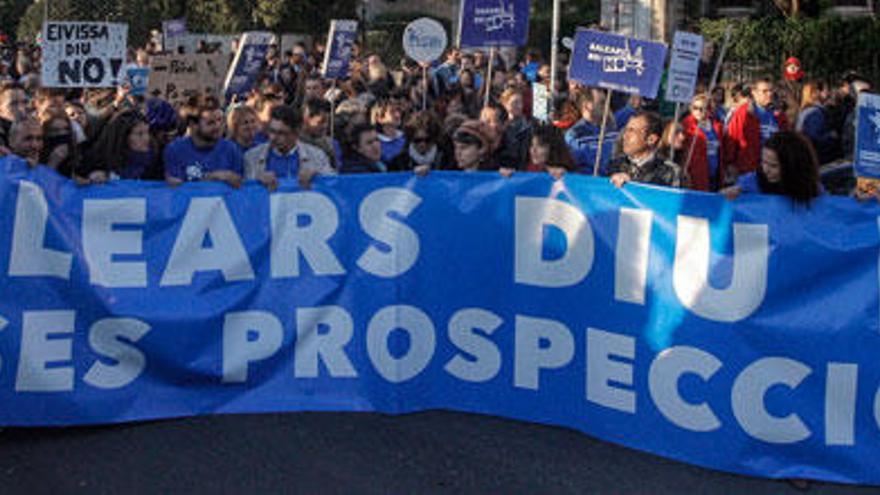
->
<box><xmin>0</xmin><ymin>411</ymin><xmax>878</xmax><ymax>494</ymax></box>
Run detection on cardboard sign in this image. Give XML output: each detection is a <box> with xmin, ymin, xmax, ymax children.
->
<box><xmin>665</xmin><ymin>31</ymin><xmax>704</xmax><ymax>103</ymax></box>
<box><xmin>321</xmin><ymin>20</ymin><xmax>358</xmax><ymax>80</ymax></box>
<box><xmin>149</xmin><ymin>53</ymin><xmax>229</xmax><ymax>106</ymax></box>
<box><xmin>855</xmin><ymin>92</ymin><xmax>880</xmax><ymax>178</ymax></box>
<box><xmin>41</xmin><ymin>22</ymin><xmax>128</xmax><ymax>88</ymax></box>
<box><xmin>224</xmin><ymin>32</ymin><xmax>275</xmax><ymax>100</ymax></box>
<box><xmin>403</xmin><ymin>18</ymin><xmax>447</xmax><ymax>64</ymax></box>
<box><xmin>458</xmin><ymin>0</ymin><xmax>529</xmax><ymax>48</ymax></box>
<box><xmin>568</xmin><ymin>29</ymin><xmax>667</xmax><ymax>98</ymax></box>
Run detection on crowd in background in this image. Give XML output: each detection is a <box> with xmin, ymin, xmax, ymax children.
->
<box><xmin>0</xmin><ymin>32</ymin><xmax>876</xmax><ymax>207</ymax></box>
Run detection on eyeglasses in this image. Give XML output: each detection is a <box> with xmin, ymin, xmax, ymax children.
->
<box><xmin>412</xmin><ymin>136</ymin><xmax>430</xmax><ymax>144</ymax></box>
<box><xmin>263</xmin><ymin>93</ymin><xmax>282</xmax><ymax>101</ymax></box>
<box><xmin>691</xmin><ymin>105</ymin><xmax>706</xmax><ymax>111</ymax></box>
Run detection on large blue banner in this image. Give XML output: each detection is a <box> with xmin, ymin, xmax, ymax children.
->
<box><xmin>458</xmin><ymin>0</ymin><xmax>529</xmax><ymax>48</ymax></box>
<box><xmin>569</xmin><ymin>29</ymin><xmax>667</xmax><ymax>98</ymax></box>
<box><xmin>1</xmin><ymin>157</ymin><xmax>880</xmax><ymax>486</ymax></box>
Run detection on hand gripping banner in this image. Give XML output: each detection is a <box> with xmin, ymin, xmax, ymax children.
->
<box><xmin>1</xmin><ymin>158</ymin><xmax>880</xmax><ymax>485</ymax></box>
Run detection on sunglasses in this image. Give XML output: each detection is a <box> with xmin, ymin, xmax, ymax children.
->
<box><xmin>412</xmin><ymin>136</ymin><xmax>430</xmax><ymax>144</ymax></box>
<box><xmin>691</xmin><ymin>105</ymin><xmax>706</xmax><ymax>111</ymax></box>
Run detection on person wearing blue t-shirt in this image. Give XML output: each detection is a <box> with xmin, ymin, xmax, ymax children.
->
<box><xmin>614</xmin><ymin>95</ymin><xmax>643</xmax><ymax>130</ymax></box>
<box><xmin>164</xmin><ymin>96</ymin><xmax>244</xmax><ymax>187</ymax></box>
<box><xmin>565</xmin><ymin>90</ymin><xmax>618</xmax><ymax>175</ymax></box>
<box><xmin>373</xmin><ymin>100</ymin><xmax>406</xmax><ymax>165</ymax></box>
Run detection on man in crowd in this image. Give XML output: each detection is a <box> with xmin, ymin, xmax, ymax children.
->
<box><xmin>724</xmin><ymin>77</ymin><xmax>788</xmax><ymax>178</ymax></box>
<box><xmin>0</xmin><ymin>81</ymin><xmax>28</xmax><ymax>147</ymax></box>
<box><xmin>7</xmin><ymin>118</ymin><xmax>43</xmax><ymax>167</ymax></box>
<box><xmin>244</xmin><ymin>104</ymin><xmax>334</xmax><ymax>190</ymax></box>
<box><xmin>299</xmin><ymin>97</ymin><xmax>339</xmax><ymax>168</ymax></box>
<box><xmin>608</xmin><ymin>111</ymin><xmax>680</xmax><ymax>188</ymax></box>
<box><xmin>164</xmin><ymin>95</ymin><xmax>244</xmax><ymax>187</ymax></box>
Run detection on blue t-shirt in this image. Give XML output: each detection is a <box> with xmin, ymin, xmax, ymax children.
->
<box><xmin>265</xmin><ymin>147</ymin><xmax>300</xmax><ymax>179</ymax></box>
<box><xmin>565</xmin><ymin>119</ymin><xmax>619</xmax><ymax>175</ymax></box>
<box><xmin>163</xmin><ymin>137</ymin><xmax>244</xmax><ymax>182</ymax></box>
<box><xmin>754</xmin><ymin>105</ymin><xmax>780</xmax><ymax>144</ymax></box>
<box><xmin>378</xmin><ymin>131</ymin><xmax>407</xmax><ymax>165</ymax></box>
<box><xmin>701</xmin><ymin>122</ymin><xmax>720</xmax><ymax>183</ymax></box>
<box><xmin>522</xmin><ymin>62</ymin><xmax>540</xmax><ymax>83</ymax></box>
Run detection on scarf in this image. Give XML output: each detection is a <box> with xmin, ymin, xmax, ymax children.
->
<box><xmin>408</xmin><ymin>143</ymin><xmax>437</xmax><ymax>168</ymax></box>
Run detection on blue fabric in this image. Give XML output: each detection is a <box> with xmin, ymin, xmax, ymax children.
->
<box><xmin>118</xmin><ymin>150</ymin><xmax>154</xmax><ymax>180</ymax></box>
<box><xmin>522</xmin><ymin>62</ymin><xmax>540</xmax><ymax>83</ymax></box>
<box><xmin>3</xmin><ymin>159</ymin><xmax>880</xmax><ymax>487</ymax></box>
<box><xmin>163</xmin><ymin>137</ymin><xmax>244</xmax><ymax>181</ymax></box>
<box><xmin>614</xmin><ymin>105</ymin><xmax>637</xmax><ymax>130</ymax></box>
<box><xmin>265</xmin><ymin>147</ymin><xmax>300</xmax><ymax>179</ymax></box>
<box><xmin>702</xmin><ymin>122</ymin><xmax>720</xmax><ymax>182</ymax></box>
<box><xmin>565</xmin><ymin>119</ymin><xmax>618</xmax><ymax>174</ymax></box>
<box><xmin>736</xmin><ymin>172</ymin><xmax>760</xmax><ymax>193</ymax></box>
<box><xmin>754</xmin><ymin>104</ymin><xmax>780</xmax><ymax>144</ymax></box>
<box><xmin>379</xmin><ymin>132</ymin><xmax>407</xmax><ymax>165</ymax></box>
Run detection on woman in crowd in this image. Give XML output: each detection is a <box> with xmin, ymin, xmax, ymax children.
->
<box><xmin>371</xmin><ymin>99</ymin><xmax>406</xmax><ymax>165</ymax></box>
<box><xmin>478</xmin><ymin>104</ymin><xmax>506</xmax><ymax>168</ymax></box>
<box><xmin>796</xmin><ymin>80</ymin><xmax>838</xmax><ymax>164</ymax></box>
<box><xmin>40</xmin><ymin>109</ymin><xmax>81</xmax><ymax>178</ymax></box>
<box><xmin>227</xmin><ymin>104</ymin><xmax>260</xmax><ymax>154</ymax></box>
<box><xmin>452</xmin><ymin>119</ymin><xmax>493</xmax><ymax>172</ymax></box>
<box><xmin>391</xmin><ymin>111</ymin><xmax>446</xmax><ymax>173</ymax></box>
<box><xmin>722</xmin><ymin>131</ymin><xmax>822</xmax><ymax>205</ymax></box>
<box><xmin>499</xmin><ymin>87</ymin><xmax>533</xmax><ymax>172</ymax></box>
<box><xmin>86</xmin><ymin>109</ymin><xmax>163</xmax><ymax>182</ymax></box>
<box><xmin>527</xmin><ymin>124</ymin><xmax>576</xmax><ymax>180</ymax></box>
<box><xmin>681</xmin><ymin>93</ymin><xmax>724</xmax><ymax>191</ymax></box>
<box><xmin>340</xmin><ymin>123</ymin><xmax>387</xmax><ymax>174</ymax></box>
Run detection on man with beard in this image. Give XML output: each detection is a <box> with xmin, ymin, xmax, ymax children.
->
<box><xmin>164</xmin><ymin>96</ymin><xmax>243</xmax><ymax>187</ymax></box>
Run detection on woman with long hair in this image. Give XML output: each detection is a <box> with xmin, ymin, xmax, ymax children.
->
<box><xmin>86</xmin><ymin>109</ymin><xmax>163</xmax><ymax>181</ymax></box>
<box><xmin>528</xmin><ymin>124</ymin><xmax>576</xmax><ymax>180</ymax></box>
<box><xmin>722</xmin><ymin>131</ymin><xmax>821</xmax><ymax>206</ymax></box>
<box><xmin>391</xmin><ymin>111</ymin><xmax>446</xmax><ymax>174</ymax></box>
<box><xmin>796</xmin><ymin>80</ymin><xmax>838</xmax><ymax>164</ymax></box>
<box><xmin>40</xmin><ymin>109</ymin><xmax>81</xmax><ymax>179</ymax></box>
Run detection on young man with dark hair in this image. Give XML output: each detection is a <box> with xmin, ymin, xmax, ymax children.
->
<box><xmin>299</xmin><ymin>97</ymin><xmax>339</xmax><ymax>168</ymax></box>
<box><xmin>244</xmin><ymin>104</ymin><xmax>334</xmax><ymax>190</ymax></box>
<box><xmin>163</xmin><ymin>96</ymin><xmax>244</xmax><ymax>187</ymax></box>
<box><xmin>0</xmin><ymin>81</ymin><xmax>28</xmax><ymax>147</ymax></box>
<box><xmin>608</xmin><ymin>111</ymin><xmax>680</xmax><ymax>188</ymax></box>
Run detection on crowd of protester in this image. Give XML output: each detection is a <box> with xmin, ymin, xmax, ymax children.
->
<box><xmin>0</xmin><ymin>34</ymin><xmax>877</xmax><ymax>209</ymax></box>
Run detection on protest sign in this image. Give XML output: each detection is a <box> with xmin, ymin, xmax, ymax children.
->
<box><xmin>2</xmin><ymin>162</ymin><xmax>880</xmax><ymax>487</ymax></box>
<box><xmin>458</xmin><ymin>0</ymin><xmax>529</xmax><ymax>48</ymax></box>
<box><xmin>41</xmin><ymin>22</ymin><xmax>128</xmax><ymax>88</ymax></box>
<box><xmin>126</xmin><ymin>67</ymin><xmax>150</xmax><ymax>96</ymax></box>
<box><xmin>568</xmin><ymin>29</ymin><xmax>667</xmax><ymax>98</ymax></box>
<box><xmin>403</xmin><ymin>18</ymin><xmax>447</xmax><ymax>64</ymax></box>
<box><xmin>149</xmin><ymin>53</ymin><xmax>229</xmax><ymax>106</ymax></box>
<box><xmin>665</xmin><ymin>31</ymin><xmax>703</xmax><ymax>103</ymax></box>
<box><xmin>224</xmin><ymin>32</ymin><xmax>275</xmax><ymax>100</ymax></box>
<box><xmin>532</xmin><ymin>82</ymin><xmax>549</xmax><ymax>123</ymax></box>
<box><xmin>321</xmin><ymin>20</ymin><xmax>358</xmax><ymax>80</ymax></box>
<box><xmin>855</xmin><ymin>92</ymin><xmax>880</xmax><ymax>178</ymax></box>
<box><xmin>165</xmin><ymin>34</ymin><xmax>238</xmax><ymax>56</ymax></box>
<box><xmin>162</xmin><ymin>19</ymin><xmax>187</xmax><ymax>42</ymax></box>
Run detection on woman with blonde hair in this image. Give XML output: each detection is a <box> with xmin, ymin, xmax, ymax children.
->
<box><xmin>681</xmin><ymin>92</ymin><xmax>724</xmax><ymax>191</ymax></box>
<box><xmin>226</xmin><ymin>104</ymin><xmax>260</xmax><ymax>153</ymax></box>
<box><xmin>796</xmin><ymin>80</ymin><xmax>837</xmax><ymax>163</ymax></box>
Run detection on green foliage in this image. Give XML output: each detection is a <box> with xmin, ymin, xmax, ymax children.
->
<box><xmin>698</xmin><ymin>16</ymin><xmax>880</xmax><ymax>84</ymax></box>
<box><xmin>528</xmin><ymin>0</ymin><xmax>599</xmax><ymax>59</ymax></box>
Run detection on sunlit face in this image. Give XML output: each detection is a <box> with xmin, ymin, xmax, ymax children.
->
<box><xmin>454</xmin><ymin>140</ymin><xmax>482</xmax><ymax>170</ymax></box>
<box><xmin>621</xmin><ymin>115</ymin><xmax>656</xmax><ymax>158</ymax></box>
<box><xmin>479</xmin><ymin>107</ymin><xmax>503</xmax><ymax>135</ymax></box>
<box><xmin>1</xmin><ymin>88</ymin><xmax>28</xmax><ymax>121</ymax></box>
<box><xmin>530</xmin><ymin>137</ymin><xmax>549</xmax><ymax>168</ymax></box>
<box><xmin>690</xmin><ymin>99</ymin><xmax>708</xmax><ymax>122</ymax></box>
<box><xmin>9</xmin><ymin>122</ymin><xmax>43</xmax><ymax>165</ymax></box>
<box><xmin>234</xmin><ymin>113</ymin><xmax>258</xmax><ymax>146</ymax></box>
<box><xmin>753</xmin><ymin>82</ymin><xmax>774</xmax><ymax>108</ymax></box>
<box><xmin>504</xmin><ymin>94</ymin><xmax>524</xmax><ymax>119</ymax></box>
<box><xmin>65</xmin><ymin>104</ymin><xmax>87</xmax><ymax>129</ymax></box>
<box><xmin>196</xmin><ymin>109</ymin><xmax>224</xmax><ymax>143</ymax></box>
<box><xmin>127</xmin><ymin>122</ymin><xmax>151</xmax><ymax>153</ymax></box>
<box><xmin>761</xmin><ymin>147</ymin><xmax>781</xmax><ymax>183</ymax></box>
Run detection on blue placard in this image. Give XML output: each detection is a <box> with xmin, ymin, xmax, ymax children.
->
<box><xmin>321</xmin><ymin>20</ymin><xmax>358</xmax><ymax>80</ymax></box>
<box><xmin>162</xmin><ymin>19</ymin><xmax>187</xmax><ymax>40</ymax></box>
<box><xmin>569</xmin><ymin>29</ymin><xmax>667</xmax><ymax>98</ymax></box>
<box><xmin>2</xmin><ymin>160</ymin><xmax>880</xmax><ymax>487</ymax></box>
<box><xmin>855</xmin><ymin>92</ymin><xmax>880</xmax><ymax>178</ymax></box>
<box><xmin>458</xmin><ymin>0</ymin><xmax>529</xmax><ymax>48</ymax></box>
<box><xmin>224</xmin><ymin>32</ymin><xmax>274</xmax><ymax>101</ymax></box>
<box><xmin>126</xmin><ymin>67</ymin><xmax>150</xmax><ymax>96</ymax></box>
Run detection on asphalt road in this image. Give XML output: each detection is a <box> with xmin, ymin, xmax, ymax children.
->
<box><xmin>0</xmin><ymin>411</ymin><xmax>877</xmax><ymax>494</ymax></box>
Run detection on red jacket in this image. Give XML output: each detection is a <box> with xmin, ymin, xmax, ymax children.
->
<box><xmin>723</xmin><ymin>101</ymin><xmax>789</xmax><ymax>174</ymax></box>
<box><xmin>682</xmin><ymin>115</ymin><xmax>725</xmax><ymax>191</ymax></box>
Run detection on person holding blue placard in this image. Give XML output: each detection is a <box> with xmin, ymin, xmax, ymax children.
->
<box><xmin>164</xmin><ymin>96</ymin><xmax>244</xmax><ymax>188</ymax></box>
<box><xmin>565</xmin><ymin>89</ymin><xmax>619</xmax><ymax>175</ymax></box>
